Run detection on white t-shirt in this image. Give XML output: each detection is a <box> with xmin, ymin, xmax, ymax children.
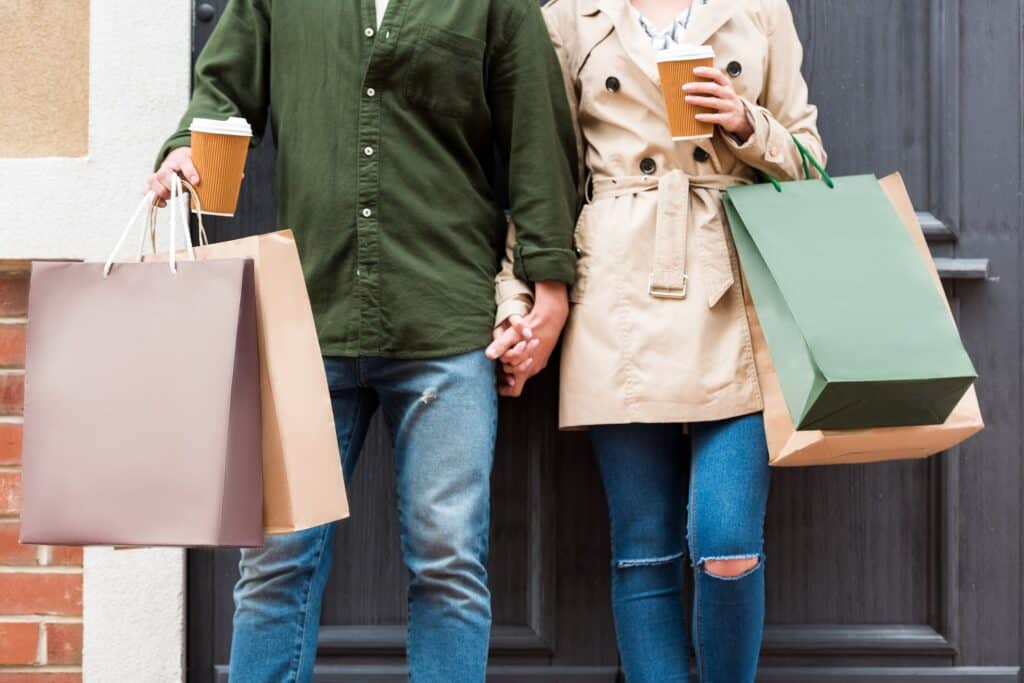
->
<box><xmin>376</xmin><ymin>0</ymin><xmax>389</xmax><ymax>29</ymax></box>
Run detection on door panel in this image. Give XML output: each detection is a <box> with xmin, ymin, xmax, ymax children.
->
<box><xmin>186</xmin><ymin>1</ymin><xmax>1022</xmax><ymax>680</ymax></box>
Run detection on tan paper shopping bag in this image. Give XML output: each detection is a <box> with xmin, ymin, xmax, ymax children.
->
<box><xmin>148</xmin><ymin>226</ymin><xmax>349</xmax><ymax>533</ymax></box>
<box><xmin>21</xmin><ymin>183</ymin><xmax>263</xmax><ymax>546</ymax></box>
<box><xmin>748</xmin><ymin>172</ymin><xmax>984</xmax><ymax>466</ymax></box>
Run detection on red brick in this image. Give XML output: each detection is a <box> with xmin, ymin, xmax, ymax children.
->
<box><xmin>0</xmin><ymin>471</ymin><xmax>20</xmax><ymax>515</ymax></box>
<box><xmin>48</xmin><ymin>547</ymin><xmax>82</xmax><ymax>567</ymax></box>
<box><xmin>0</xmin><ymin>674</ymin><xmax>81</xmax><ymax>683</ymax></box>
<box><xmin>0</xmin><ymin>274</ymin><xmax>29</xmax><ymax>318</ymax></box>
<box><xmin>0</xmin><ymin>622</ymin><xmax>39</xmax><ymax>665</ymax></box>
<box><xmin>0</xmin><ymin>423</ymin><xmax>21</xmax><ymax>465</ymax></box>
<box><xmin>0</xmin><ymin>324</ymin><xmax>26</xmax><ymax>368</ymax></box>
<box><xmin>0</xmin><ymin>573</ymin><xmax>82</xmax><ymax>616</ymax></box>
<box><xmin>0</xmin><ymin>374</ymin><xmax>23</xmax><ymax>416</ymax></box>
<box><xmin>45</xmin><ymin>622</ymin><xmax>82</xmax><ymax>665</ymax></box>
<box><xmin>0</xmin><ymin>522</ymin><xmax>37</xmax><ymax>565</ymax></box>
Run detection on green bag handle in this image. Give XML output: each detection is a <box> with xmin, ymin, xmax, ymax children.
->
<box><xmin>757</xmin><ymin>134</ymin><xmax>834</xmax><ymax>192</ymax></box>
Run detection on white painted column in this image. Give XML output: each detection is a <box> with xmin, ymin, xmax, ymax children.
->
<box><xmin>0</xmin><ymin>1</ymin><xmax>194</xmax><ymax>680</ymax></box>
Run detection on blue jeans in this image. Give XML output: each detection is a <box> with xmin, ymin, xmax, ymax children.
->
<box><xmin>590</xmin><ymin>413</ymin><xmax>771</xmax><ymax>683</ymax></box>
<box><xmin>229</xmin><ymin>351</ymin><xmax>498</xmax><ymax>683</ymax></box>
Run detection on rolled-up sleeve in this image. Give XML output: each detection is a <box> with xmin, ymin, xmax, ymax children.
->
<box><xmin>154</xmin><ymin>0</ymin><xmax>271</xmax><ymax>169</ymax></box>
<box><xmin>488</xmin><ymin>3</ymin><xmax>579</xmax><ymax>285</ymax></box>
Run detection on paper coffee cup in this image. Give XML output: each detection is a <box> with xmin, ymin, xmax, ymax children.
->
<box><xmin>655</xmin><ymin>45</ymin><xmax>716</xmax><ymax>141</ymax></box>
<box><xmin>188</xmin><ymin>116</ymin><xmax>253</xmax><ymax>216</ymax></box>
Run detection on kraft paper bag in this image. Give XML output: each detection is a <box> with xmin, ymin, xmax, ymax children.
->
<box><xmin>746</xmin><ymin>172</ymin><xmax>984</xmax><ymax>467</ymax></box>
<box><xmin>725</xmin><ymin>165</ymin><xmax>977</xmax><ymax>431</ymax></box>
<box><xmin>145</xmin><ymin>184</ymin><xmax>348</xmax><ymax>534</ymax></box>
<box><xmin>21</xmin><ymin>182</ymin><xmax>263</xmax><ymax>546</ymax></box>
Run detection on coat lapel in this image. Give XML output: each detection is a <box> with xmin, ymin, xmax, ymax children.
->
<box><xmin>596</xmin><ymin>0</ymin><xmax>661</xmax><ymax>85</ymax></box>
<box><xmin>683</xmin><ymin>0</ymin><xmax>741</xmax><ymax>48</ymax></box>
<box><xmin>588</xmin><ymin>0</ymin><xmax>742</xmax><ymax>87</ymax></box>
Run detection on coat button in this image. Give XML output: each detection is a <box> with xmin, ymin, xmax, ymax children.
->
<box><xmin>605</xmin><ymin>76</ymin><xmax>620</xmax><ymax>92</ymax></box>
<box><xmin>693</xmin><ymin>147</ymin><xmax>710</xmax><ymax>163</ymax></box>
<box><xmin>639</xmin><ymin>157</ymin><xmax>657</xmax><ymax>174</ymax></box>
<box><xmin>726</xmin><ymin>60</ymin><xmax>743</xmax><ymax>78</ymax></box>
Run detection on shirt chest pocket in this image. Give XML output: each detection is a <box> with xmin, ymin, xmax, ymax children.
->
<box><xmin>404</xmin><ymin>25</ymin><xmax>486</xmax><ymax>118</ymax></box>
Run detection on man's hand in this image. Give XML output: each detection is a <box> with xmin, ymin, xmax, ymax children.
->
<box><xmin>485</xmin><ymin>281</ymin><xmax>570</xmax><ymax>397</ymax></box>
<box><xmin>147</xmin><ymin>147</ymin><xmax>199</xmax><ymax>208</ymax></box>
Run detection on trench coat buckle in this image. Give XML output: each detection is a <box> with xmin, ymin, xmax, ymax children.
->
<box><xmin>648</xmin><ymin>273</ymin><xmax>688</xmax><ymax>299</ymax></box>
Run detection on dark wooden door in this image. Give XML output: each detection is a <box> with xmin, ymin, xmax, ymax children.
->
<box><xmin>187</xmin><ymin>2</ymin><xmax>1022</xmax><ymax>681</ymax></box>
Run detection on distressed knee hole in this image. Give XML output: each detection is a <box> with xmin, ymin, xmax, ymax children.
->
<box><xmin>614</xmin><ymin>550</ymin><xmax>684</xmax><ymax>569</ymax></box>
<box><xmin>701</xmin><ymin>555</ymin><xmax>761</xmax><ymax>580</ymax></box>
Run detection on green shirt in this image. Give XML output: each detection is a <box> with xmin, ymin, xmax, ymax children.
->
<box><xmin>158</xmin><ymin>0</ymin><xmax>578</xmax><ymax>358</ymax></box>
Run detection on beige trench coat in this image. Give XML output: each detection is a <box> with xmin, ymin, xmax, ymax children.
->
<box><xmin>496</xmin><ymin>0</ymin><xmax>826</xmax><ymax>429</ymax></box>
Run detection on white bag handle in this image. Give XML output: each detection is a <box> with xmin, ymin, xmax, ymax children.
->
<box><xmin>136</xmin><ymin>178</ymin><xmax>210</xmax><ymax>263</ymax></box>
<box><xmin>103</xmin><ymin>191</ymin><xmax>157</xmax><ymax>277</ymax></box>
<box><xmin>167</xmin><ymin>174</ymin><xmax>197</xmax><ymax>273</ymax></box>
<box><xmin>103</xmin><ymin>175</ymin><xmax>197</xmax><ymax>277</ymax></box>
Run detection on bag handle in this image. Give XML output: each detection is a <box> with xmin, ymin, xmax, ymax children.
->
<box><xmin>103</xmin><ymin>175</ymin><xmax>196</xmax><ymax>277</ymax></box>
<box><xmin>758</xmin><ymin>134</ymin><xmax>835</xmax><ymax>193</ymax></box>
<box><xmin>142</xmin><ymin>176</ymin><xmax>210</xmax><ymax>257</ymax></box>
<box><xmin>166</xmin><ymin>174</ymin><xmax>197</xmax><ymax>273</ymax></box>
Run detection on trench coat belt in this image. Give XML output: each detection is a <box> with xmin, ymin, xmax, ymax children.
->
<box><xmin>589</xmin><ymin>170</ymin><xmax>751</xmax><ymax>307</ymax></box>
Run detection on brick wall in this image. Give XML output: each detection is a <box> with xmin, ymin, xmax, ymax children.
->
<box><xmin>0</xmin><ymin>263</ymin><xmax>82</xmax><ymax>683</ymax></box>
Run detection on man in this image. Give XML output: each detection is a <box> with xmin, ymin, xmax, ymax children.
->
<box><xmin>148</xmin><ymin>1</ymin><xmax>576</xmax><ymax>681</ymax></box>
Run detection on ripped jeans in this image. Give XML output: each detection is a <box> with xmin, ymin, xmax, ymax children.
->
<box><xmin>229</xmin><ymin>351</ymin><xmax>497</xmax><ymax>683</ymax></box>
<box><xmin>590</xmin><ymin>413</ymin><xmax>770</xmax><ymax>683</ymax></box>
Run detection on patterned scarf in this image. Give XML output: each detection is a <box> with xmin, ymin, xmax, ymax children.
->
<box><xmin>633</xmin><ymin>0</ymin><xmax>710</xmax><ymax>50</ymax></box>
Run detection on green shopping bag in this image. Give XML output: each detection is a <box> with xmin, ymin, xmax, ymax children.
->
<box><xmin>724</xmin><ymin>137</ymin><xmax>977</xmax><ymax>430</ymax></box>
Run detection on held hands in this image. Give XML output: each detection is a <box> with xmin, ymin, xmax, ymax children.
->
<box><xmin>485</xmin><ymin>281</ymin><xmax>570</xmax><ymax>398</ymax></box>
<box><xmin>684</xmin><ymin>66</ymin><xmax>754</xmax><ymax>144</ymax></box>
<box><xmin>147</xmin><ymin>147</ymin><xmax>199</xmax><ymax>208</ymax></box>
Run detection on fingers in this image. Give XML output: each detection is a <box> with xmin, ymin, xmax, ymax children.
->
<box><xmin>486</xmin><ymin>324</ymin><xmax>523</xmax><ymax>360</ymax></box>
<box><xmin>145</xmin><ymin>174</ymin><xmax>168</xmax><ymax>208</ymax></box>
<box><xmin>502</xmin><ymin>337</ymin><xmax>540</xmax><ymax>365</ymax></box>
<box><xmin>509</xmin><ymin>315</ymin><xmax>533</xmax><ymax>342</ymax></box>
<box><xmin>695</xmin><ymin>112</ymin><xmax>735</xmax><ymax>124</ymax></box>
<box><xmin>498</xmin><ymin>383</ymin><xmax>525</xmax><ymax>398</ymax></box>
<box><xmin>682</xmin><ymin>80</ymin><xmax>731</xmax><ymax>100</ymax></box>
<box><xmin>691</xmin><ymin>66</ymin><xmax>729</xmax><ymax>86</ymax></box>
<box><xmin>180</xmin><ymin>157</ymin><xmax>200</xmax><ymax>185</ymax></box>
<box><xmin>502</xmin><ymin>356</ymin><xmax>534</xmax><ymax>375</ymax></box>
<box><xmin>684</xmin><ymin>94</ymin><xmax>734</xmax><ymax>111</ymax></box>
<box><xmin>486</xmin><ymin>315</ymin><xmax>533</xmax><ymax>359</ymax></box>
<box><xmin>497</xmin><ymin>371</ymin><xmax>527</xmax><ymax>398</ymax></box>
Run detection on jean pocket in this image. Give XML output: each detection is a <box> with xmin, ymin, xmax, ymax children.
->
<box><xmin>404</xmin><ymin>25</ymin><xmax>485</xmax><ymax>118</ymax></box>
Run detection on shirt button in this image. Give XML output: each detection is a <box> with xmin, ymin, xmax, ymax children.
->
<box><xmin>727</xmin><ymin>60</ymin><xmax>743</xmax><ymax>78</ymax></box>
<box><xmin>366</xmin><ymin>87</ymin><xmax>376</xmax><ymax>97</ymax></box>
<box><xmin>639</xmin><ymin>157</ymin><xmax>657</xmax><ymax>174</ymax></box>
<box><xmin>605</xmin><ymin>76</ymin><xmax>620</xmax><ymax>93</ymax></box>
<box><xmin>363</xmin><ymin>146</ymin><xmax>374</xmax><ymax>156</ymax></box>
<box><xmin>693</xmin><ymin>147</ymin><xmax>710</xmax><ymax>163</ymax></box>
<box><xmin>769</xmin><ymin>146</ymin><xmax>779</xmax><ymax>157</ymax></box>
<box><xmin>362</xmin><ymin>208</ymin><xmax>372</xmax><ymax>218</ymax></box>
<box><xmin>364</xmin><ymin>27</ymin><xmax>375</xmax><ymax>37</ymax></box>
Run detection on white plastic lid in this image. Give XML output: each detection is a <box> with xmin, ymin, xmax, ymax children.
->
<box><xmin>189</xmin><ymin>116</ymin><xmax>253</xmax><ymax>136</ymax></box>
<box><xmin>655</xmin><ymin>44</ymin><xmax>715</xmax><ymax>63</ymax></box>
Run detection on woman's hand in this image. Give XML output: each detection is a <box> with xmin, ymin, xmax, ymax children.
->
<box><xmin>683</xmin><ymin>66</ymin><xmax>755</xmax><ymax>144</ymax></box>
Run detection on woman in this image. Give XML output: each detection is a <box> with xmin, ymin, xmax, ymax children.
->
<box><xmin>490</xmin><ymin>0</ymin><xmax>826</xmax><ymax>680</ymax></box>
